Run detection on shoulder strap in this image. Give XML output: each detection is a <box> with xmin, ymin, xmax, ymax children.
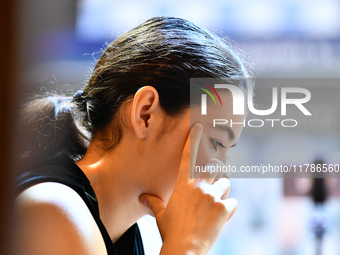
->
<box><xmin>115</xmin><ymin>221</ymin><xmax>145</xmax><ymax>255</ymax></box>
<box><xmin>16</xmin><ymin>162</ymin><xmax>144</xmax><ymax>255</ymax></box>
<box><xmin>15</xmin><ymin>164</ymin><xmax>118</xmax><ymax>255</ymax></box>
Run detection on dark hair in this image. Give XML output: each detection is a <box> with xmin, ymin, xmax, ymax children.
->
<box><xmin>18</xmin><ymin>96</ymin><xmax>88</xmax><ymax>172</ymax></box>
<box><xmin>18</xmin><ymin>16</ymin><xmax>252</xmax><ymax>170</ymax></box>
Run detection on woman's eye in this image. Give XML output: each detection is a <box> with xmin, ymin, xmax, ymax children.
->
<box><xmin>211</xmin><ymin>139</ymin><xmax>226</xmax><ymax>151</ymax></box>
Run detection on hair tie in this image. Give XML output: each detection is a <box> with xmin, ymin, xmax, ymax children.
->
<box><xmin>72</xmin><ymin>90</ymin><xmax>87</xmax><ymax>112</ymax></box>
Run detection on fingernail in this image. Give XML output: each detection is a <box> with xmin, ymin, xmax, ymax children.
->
<box><xmin>139</xmin><ymin>195</ymin><xmax>148</xmax><ymax>206</ymax></box>
<box><xmin>194</xmin><ymin>123</ymin><xmax>202</xmax><ymax>130</ymax></box>
<box><xmin>206</xmin><ymin>162</ymin><xmax>215</xmax><ymax>167</ymax></box>
<box><xmin>209</xmin><ymin>158</ymin><xmax>219</xmax><ymax>166</ymax></box>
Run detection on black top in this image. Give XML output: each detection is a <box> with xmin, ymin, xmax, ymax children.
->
<box><xmin>15</xmin><ymin>151</ymin><xmax>145</xmax><ymax>255</ymax></box>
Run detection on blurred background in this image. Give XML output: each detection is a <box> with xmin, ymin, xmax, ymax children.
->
<box><xmin>5</xmin><ymin>0</ymin><xmax>340</xmax><ymax>254</ymax></box>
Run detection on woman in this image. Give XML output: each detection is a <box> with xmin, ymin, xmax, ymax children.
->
<box><xmin>14</xmin><ymin>16</ymin><xmax>253</xmax><ymax>255</ymax></box>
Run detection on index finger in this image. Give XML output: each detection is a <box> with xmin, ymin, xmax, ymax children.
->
<box><xmin>177</xmin><ymin>122</ymin><xmax>203</xmax><ymax>182</ymax></box>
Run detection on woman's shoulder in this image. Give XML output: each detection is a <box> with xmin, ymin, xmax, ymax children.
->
<box><xmin>14</xmin><ymin>182</ymin><xmax>107</xmax><ymax>255</ymax></box>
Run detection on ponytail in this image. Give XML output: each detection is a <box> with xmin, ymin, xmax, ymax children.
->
<box><xmin>18</xmin><ymin>95</ymin><xmax>88</xmax><ymax>173</ymax></box>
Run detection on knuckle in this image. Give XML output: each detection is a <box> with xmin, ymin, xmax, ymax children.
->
<box><xmin>192</xmin><ymin>185</ymin><xmax>210</xmax><ymax>197</ymax></box>
<box><xmin>201</xmin><ymin>192</ymin><xmax>215</xmax><ymax>204</ymax></box>
<box><xmin>215</xmin><ymin>201</ymin><xmax>228</xmax><ymax>213</ymax></box>
<box><xmin>192</xmin><ymin>184</ymin><xmax>204</xmax><ymax>194</ymax></box>
<box><xmin>194</xmin><ymin>179</ymin><xmax>210</xmax><ymax>192</ymax></box>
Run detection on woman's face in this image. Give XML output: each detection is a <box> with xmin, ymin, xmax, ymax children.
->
<box><xmin>148</xmin><ymin>90</ymin><xmax>245</xmax><ymax>202</ymax></box>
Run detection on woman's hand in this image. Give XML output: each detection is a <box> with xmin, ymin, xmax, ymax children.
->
<box><xmin>139</xmin><ymin>123</ymin><xmax>237</xmax><ymax>255</ymax></box>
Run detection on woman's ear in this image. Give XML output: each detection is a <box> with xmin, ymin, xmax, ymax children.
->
<box><xmin>130</xmin><ymin>86</ymin><xmax>160</xmax><ymax>139</ymax></box>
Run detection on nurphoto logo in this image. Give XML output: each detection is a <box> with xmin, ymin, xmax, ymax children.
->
<box><xmin>194</xmin><ymin>79</ymin><xmax>312</xmax><ymax>128</ymax></box>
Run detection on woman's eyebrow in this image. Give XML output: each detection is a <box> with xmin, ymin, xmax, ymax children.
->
<box><xmin>213</xmin><ymin>124</ymin><xmax>235</xmax><ymax>141</ymax></box>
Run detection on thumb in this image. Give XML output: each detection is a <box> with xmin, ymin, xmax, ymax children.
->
<box><xmin>139</xmin><ymin>194</ymin><xmax>166</xmax><ymax>217</ymax></box>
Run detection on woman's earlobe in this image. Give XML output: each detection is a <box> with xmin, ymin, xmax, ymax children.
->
<box><xmin>130</xmin><ymin>86</ymin><xmax>160</xmax><ymax>139</ymax></box>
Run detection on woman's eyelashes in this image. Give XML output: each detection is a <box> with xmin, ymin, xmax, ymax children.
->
<box><xmin>210</xmin><ymin>138</ymin><xmax>226</xmax><ymax>151</ymax></box>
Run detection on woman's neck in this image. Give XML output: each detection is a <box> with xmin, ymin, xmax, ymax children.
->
<box><xmin>75</xmin><ymin>138</ymin><xmax>148</xmax><ymax>242</ymax></box>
